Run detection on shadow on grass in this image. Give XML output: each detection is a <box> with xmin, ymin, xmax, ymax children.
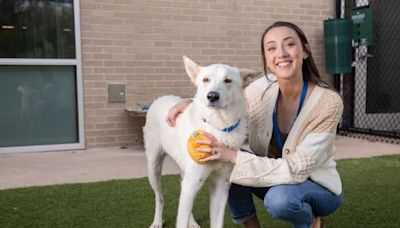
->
<box><xmin>1</xmin><ymin>155</ymin><xmax>400</xmax><ymax>227</ymax></box>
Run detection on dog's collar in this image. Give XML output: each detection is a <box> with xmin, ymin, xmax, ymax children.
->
<box><xmin>202</xmin><ymin>118</ymin><xmax>241</xmax><ymax>133</ymax></box>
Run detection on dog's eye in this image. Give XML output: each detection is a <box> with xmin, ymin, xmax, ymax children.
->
<box><xmin>224</xmin><ymin>78</ymin><xmax>232</xmax><ymax>83</ymax></box>
<box><xmin>203</xmin><ymin>78</ymin><xmax>209</xmax><ymax>83</ymax></box>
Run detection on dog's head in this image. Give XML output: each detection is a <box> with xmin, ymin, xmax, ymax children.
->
<box><xmin>183</xmin><ymin>55</ymin><xmax>262</xmax><ymax>109</ymax></box>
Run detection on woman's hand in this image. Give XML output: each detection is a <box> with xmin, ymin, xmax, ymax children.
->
<box><xmin>196</xmin><ymin>132</ymin><xmax>238</xmax><ymax>164</ymax></box>
<box><xmin>165</xmin><ymin>98</ymin><xmax>192</xmax><ymax>127</ymax></box>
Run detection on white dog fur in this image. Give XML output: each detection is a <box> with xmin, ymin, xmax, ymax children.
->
<box><xmin>143</xmin><ymin>56</ymin><xmax>261</xmax><ymax>228</ymax></box>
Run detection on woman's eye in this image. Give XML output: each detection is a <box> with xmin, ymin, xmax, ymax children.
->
<box><xmin>224</xmin><ymin>78</ymin><xmax>232</xmax><ymax>83</ymax></box>
<box><xmin>267</xmin><ymin>47</ymin><xmax>276</xmax><ymax>52</ymax></box>
<box><xmin>285</xmin><ymin>41</ymin><xmax>295</xmax><ymax>48</ymax></box>
<box><xmin>203</xmin><ymin>78</ymin><xmax>209</xmax><ymax>83</ymax></box>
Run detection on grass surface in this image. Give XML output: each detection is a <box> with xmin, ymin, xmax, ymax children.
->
<box><xmin>1</xmin><ymin>155</ymin><xmax>400</xmax><ymax>227</ymax></box>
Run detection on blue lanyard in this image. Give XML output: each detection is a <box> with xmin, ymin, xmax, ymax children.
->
<box><xmin>272</xmin><ymin>80</ymin><xmax>308</xmax><ymax>151</ymax></box>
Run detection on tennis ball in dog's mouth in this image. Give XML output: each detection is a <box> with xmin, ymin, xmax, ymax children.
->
<box><xmin>187</xmin><ymin>130</ymin><xmax>212</xmax><ymax>164</ymax></box>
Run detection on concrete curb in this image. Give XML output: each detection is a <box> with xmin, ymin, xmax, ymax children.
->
<box><xmin>0</xmin><ymin>136</ymin><xmax>399</xmax><ymax>190</ymax></box>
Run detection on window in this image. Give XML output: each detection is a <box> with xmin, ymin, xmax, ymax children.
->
<box><xmin>0</xmin><ymin>0</ymin><xmax>83</xmax><ymax>153</ymax></box>
<box><xmin>0</xmin><ymin>0</ymin><xmax>76</xmax><ymax>58</ymax></box>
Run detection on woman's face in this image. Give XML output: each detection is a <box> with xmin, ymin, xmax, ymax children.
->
<box><xmin>263</xmin><ymin>26</ymin><xmax>308</xmax><ymax>80</ymax></box>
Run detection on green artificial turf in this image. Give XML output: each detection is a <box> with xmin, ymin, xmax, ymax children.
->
<box><xmin>1</xmin><ymin>155</ymin><xmax>400</xmax><ymax>227</ymax></box>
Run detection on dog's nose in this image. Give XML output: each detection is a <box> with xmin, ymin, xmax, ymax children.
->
<box><xmin>207</xmin><ymin>91</ymin><xmax>220</xmax><ymax>103</ymax></box>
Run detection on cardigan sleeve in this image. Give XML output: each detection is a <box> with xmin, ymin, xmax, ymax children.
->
<box><xmin>229</xmin><ymin>94</ymin><xmax>343</xmax><ymax>187</ymax></box>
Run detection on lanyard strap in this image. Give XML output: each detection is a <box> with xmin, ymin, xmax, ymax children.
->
<box><xmin>272</xmin><ymin>80</ymin><xmax>308</xmax><ymax>151</ymax></box>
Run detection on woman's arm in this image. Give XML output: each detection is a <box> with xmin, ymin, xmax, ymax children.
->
<box><xmin>165</xmin><ymin>98</ymin><xmax>192</xmax><ymax>127</ymax></box>
<box><xmin>197</xmin><ymin>93</ymin><xmax>343</xmax><ymax>188</ymax></box>
<box><xmin>230</xmin><ymin>97</ymin><xmax>343</xmax><ymax>187</ymax></box>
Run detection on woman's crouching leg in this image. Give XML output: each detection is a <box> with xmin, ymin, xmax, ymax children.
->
<box><xmin>264</xmin><ymin>180</ymin><xmax>343</xmax><ymax>228</ymax></box>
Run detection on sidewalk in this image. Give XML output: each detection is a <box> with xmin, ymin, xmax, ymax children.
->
<box><xmin>1</xmin><ymin>136</ymin><xmax>399</xmax><ymax>190</ymax></box>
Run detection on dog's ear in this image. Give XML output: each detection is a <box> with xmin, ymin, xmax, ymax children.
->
<box><xmin>183</xmin><ymin>55</ymin><xmax>202</xmax><ymax>85</ymax></box>
<box><xmin>239</xmin><ymin>69</ymin><xmax>263</xmax><ymax>88</ymax></box>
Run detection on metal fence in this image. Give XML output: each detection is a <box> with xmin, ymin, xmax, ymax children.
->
<box><xmin>339</xmin><ymin>0</ymin><xmax>400</xmax><ymax>144</ymax></box>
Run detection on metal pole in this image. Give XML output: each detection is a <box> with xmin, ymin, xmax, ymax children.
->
<box><xmin>334</xmin><ymin>0</ymin><xmax>341</xmax><ymax>91</ymax></box>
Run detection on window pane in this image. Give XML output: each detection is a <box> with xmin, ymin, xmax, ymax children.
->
<box><xmin>0</xmin><ymin>0</ymin><xmax>75</xmax><ymax>58</ymax></box>
<box><xmin>0</xmin><ymin>65</ymin><xmax>78</xmax><ymax>147</ymax></box>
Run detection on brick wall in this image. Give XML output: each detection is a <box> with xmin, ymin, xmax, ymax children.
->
<box><xmin>80</xmin><ymin>0</ymin><xmax>335</xmax><ymax>148</ymax></box>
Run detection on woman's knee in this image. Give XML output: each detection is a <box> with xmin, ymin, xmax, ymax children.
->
<box><xmin>264</xmin><ymin>185</ymin><xmax>301</xmax><ymax>219</ymax></box>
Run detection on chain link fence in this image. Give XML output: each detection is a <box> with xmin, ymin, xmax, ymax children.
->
<box><xmin>339</xmin><ymin>0</ymin><xmax>400</xmax><ymax>144</ymax></box>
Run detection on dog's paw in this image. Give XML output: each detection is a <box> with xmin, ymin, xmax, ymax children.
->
<box><xmin>149</xmin><ymin>220</ymin><xmax>164</xmax><ymax>228</ymax></box>
<box><xmin>189</xmin><ymin>225</ymin><xmax>201</xmax><ymax>228</ymax></box>
<box><xmin>188</xmin><ymin>221</ymin><xmax>201</xmax><ymax>228</ymax></box>
<box><xmin>149</xmin><ymin>223</ymin><xmax>163</xmax><ymax>228</ymax></box>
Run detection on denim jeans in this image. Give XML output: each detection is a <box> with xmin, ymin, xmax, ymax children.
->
<box><xmin>228</xmin><ymin>180</ymin><xmax>344</xmax><ymax>228</ymax></box>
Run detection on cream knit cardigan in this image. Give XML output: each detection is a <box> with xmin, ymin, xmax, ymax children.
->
<box><xmin>230</xmin><ymin>77</ymin><xmax>343</xmax><ymax>195</ymax></box>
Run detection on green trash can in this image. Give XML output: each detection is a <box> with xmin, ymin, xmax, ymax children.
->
<box><xmin>324</xmin><ymin>18</ymin><xmax>352</xmax><ymax>74</ymax></box>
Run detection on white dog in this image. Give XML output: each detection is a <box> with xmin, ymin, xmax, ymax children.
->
<box><xmin>143</xmin><ymin>56</ymin><xmax>261</xmax><ymax>228</ymax></box>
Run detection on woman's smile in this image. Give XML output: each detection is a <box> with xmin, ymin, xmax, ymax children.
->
<box><xmin>276</xmin><ymin>60</ymin><xmax>292</xmax><ymax>68</ymax></box>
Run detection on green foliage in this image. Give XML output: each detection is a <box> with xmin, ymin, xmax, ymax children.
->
<box><xmin>1</xmin><ymin>155</ymin><xmax>399</xmax><ymax>227</ymax></box>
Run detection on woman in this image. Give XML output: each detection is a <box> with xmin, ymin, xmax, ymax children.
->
<box><xmin>166</xmin><ymin>21</ymin><xmax>343</xmax><ymax>228</ymax></box>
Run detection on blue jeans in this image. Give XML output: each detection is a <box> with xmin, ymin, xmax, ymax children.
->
<box><xmin>228</xmin><ymin>180</ymin><xmax>344</xmax><ymax>228</ymax></box>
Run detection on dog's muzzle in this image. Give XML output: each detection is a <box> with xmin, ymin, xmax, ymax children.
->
<box><xmin>207</xmin><ymin>91</ymin><xmax>220</xmax><ymax>103</ymax></box>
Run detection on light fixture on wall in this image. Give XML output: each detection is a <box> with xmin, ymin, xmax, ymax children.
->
<box><xmin>2</xmin><ymin>25</ymin><xmax>15</xmax><ymax>29</ymax></box>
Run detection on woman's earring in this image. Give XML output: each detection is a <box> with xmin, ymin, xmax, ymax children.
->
<box><xmin>303</xmin><ymin>52</ymin><xmax>309</xmax><ymax>60</ymax></box>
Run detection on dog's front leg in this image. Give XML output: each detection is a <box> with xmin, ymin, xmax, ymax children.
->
<box><xmin>176</xmin><ymin>167</ymin><xmax>211</xmax><ymax>228</ymax></box>
<box><xmin>209</xmin><ymin>169</ymin><xmax>232</xmax><ymax>228</ymax></box>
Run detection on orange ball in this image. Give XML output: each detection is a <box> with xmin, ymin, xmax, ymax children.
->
<box><xmin>187</xmin><ymin>130</ymin><xmax>212</xmax><ymax>164</ymax></box>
